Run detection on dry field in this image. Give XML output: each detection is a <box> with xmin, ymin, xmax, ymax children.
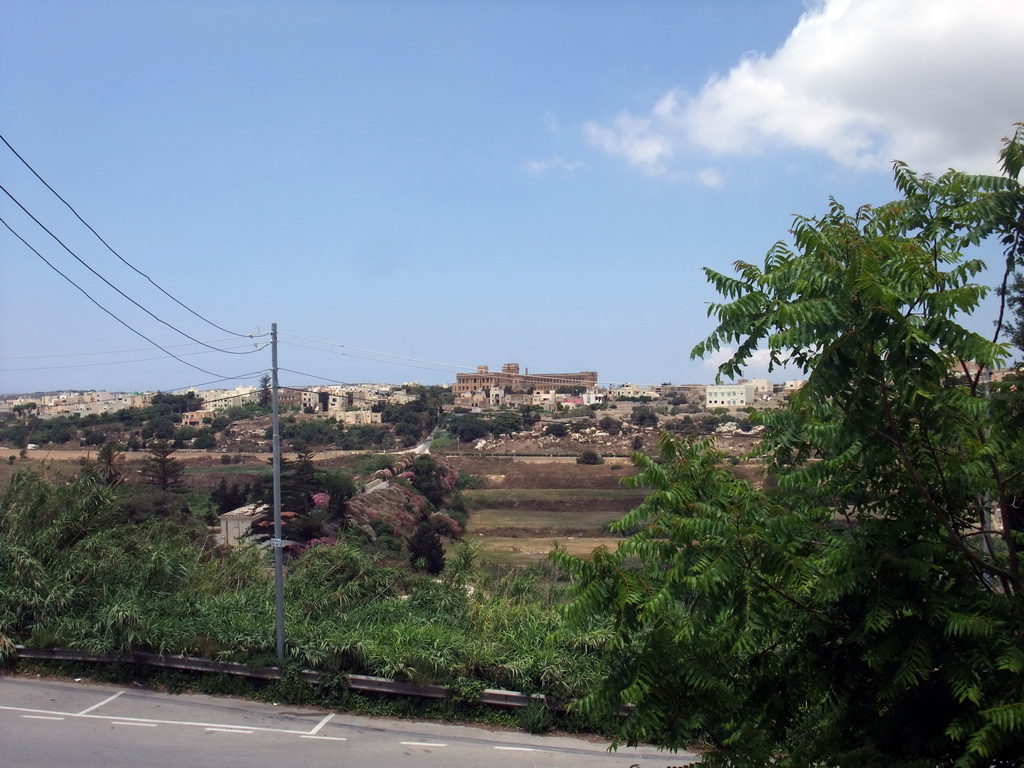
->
<box><xmin>2</xmin><ymin>438</ymin><xmax>764</xmax><ymax>568</ymax></box>
<box><xmin>450</xmin><ymin>456</ymin><xmax>647</xmax><ymax>566</ymax></box>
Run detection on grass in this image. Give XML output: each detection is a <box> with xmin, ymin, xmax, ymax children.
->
<box><xmin>467</xmin><ymin>506</ymin><xmax>625</xmax><ymax>531</ymax></box>
<box><xmin>183</xmin><ymin>465</ymin><xmax>272</xmax><ymax>475</ymax></box>
<box><xmin>471</xmin><ymin>536</ymin><xmax>621</xmax><ymax>566</ymax></box>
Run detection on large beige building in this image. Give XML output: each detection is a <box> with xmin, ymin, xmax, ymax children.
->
<box><xmin>453</xmin><ymin>363</ymin><xmax>598</xmax><ymax>406</ymax></box>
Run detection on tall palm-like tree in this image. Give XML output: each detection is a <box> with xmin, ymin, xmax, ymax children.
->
<box><xmin>94</xmin><ymin>442</ymin><xmax>125</xmax><ymax>487</ymax></box>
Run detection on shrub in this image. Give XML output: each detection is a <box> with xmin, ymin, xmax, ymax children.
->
<box><xmin>408</xmin><ymin>524</ymin><xmax>445</xmax><ymax>574</ymax></box>
<box><xmin>576</xmin><ymin>450</ymin><xmax>603</xmax><ymax>465</ymax></box>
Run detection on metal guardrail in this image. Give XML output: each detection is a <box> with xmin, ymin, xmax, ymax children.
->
<box><xmin>12</xmin><ymin>646</ymin><xmax>555</xmax><ymax>710</ymax></box>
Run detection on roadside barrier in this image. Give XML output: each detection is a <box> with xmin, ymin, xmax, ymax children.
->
<box><xmin>11</xmin><ymin>645</ymin><xmax>554</xmax><ymax>710</ymax></box>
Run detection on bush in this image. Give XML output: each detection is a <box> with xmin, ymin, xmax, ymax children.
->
<box><xmin>576</xmin><ymin>450</ymin><xmax>604</xmax><ymax>465</ymax></box>
<box><xmin>545</xmin><ymin>423</ymin><xmax>569</xmax><ymax>438</ymax></box>
<box><xmin>408</xmin><ymin>524</ymin><xmax>445</xmax><ymax>574</ymax></box>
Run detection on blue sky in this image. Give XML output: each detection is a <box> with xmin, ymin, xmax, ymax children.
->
<box><xmin>2</xmin><ymin>0</ymin><xmax>1023</xmax><ymax>395</ymax></box>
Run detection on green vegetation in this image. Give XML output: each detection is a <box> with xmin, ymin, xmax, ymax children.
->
<box><xmin>0</xmin><ymin>467</ymin><xmax>604</xmax><ymax>708</ymax></box>
<box><xmin>576</xmin><ymin>450</ymin><xmax>604</xmax><ymax>465</ymax></box>
<box><xmin>139</xmin><ymin>440</ymin><xmax>185</xmax><ymax>492</ymax></box>
<box><xmin>555</xmin><ymin>127</ymin><xmax>1024</xmax><ymax>766</ymax></box>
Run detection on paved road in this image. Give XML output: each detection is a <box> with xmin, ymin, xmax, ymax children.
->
<box><xmin>0</xmin><ymin>675</ymin><xmax>697</xmax><ymax>768</ymax></box>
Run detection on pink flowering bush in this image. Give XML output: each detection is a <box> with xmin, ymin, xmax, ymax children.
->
<box><xmin>346</xmin><ymin>485</ymin><xmax>423</xmax><ymax>541</ymax></box>
<box><xmin>312</xmin><ymin>492</ymin><xmax>330</xmax><ymax>509</ymax></box>
<box><xmin>297</xmin><ymin>536</ymin><xmax>338</xmax><ymax>556</ymax></box>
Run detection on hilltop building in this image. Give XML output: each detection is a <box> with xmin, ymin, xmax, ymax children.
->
<box><xmin>453</xmin><ymin>363</ymin><xmax>598</xmax><ymax>408</ymax></box>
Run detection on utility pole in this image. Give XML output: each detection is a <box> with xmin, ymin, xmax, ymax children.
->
<box><xmin>271</xmin><ymin>323</ymin><xmax>285</xmax><ymax>660</ymax></box>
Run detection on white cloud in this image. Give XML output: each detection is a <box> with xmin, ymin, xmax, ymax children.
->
<box><xmin>586</xmin><ymin>0</ymin><xmax>1024</xmax><ymax>176</ymax></box>
<box><xmin>525</xmin><ymin>155</ymin><xmax>584</xmax><ymax>176</ymax></box>
<box><xmin>696</xmin><ymin>168</ymin><xmax>724</xmax><ymax>188</ymax></box>
<box><xmin>702</xmin><ymin>346</ymin><xmax>796</xmax><ymax>380</ymax></box>
<box><xmin>583</xmin><ymin>91</ymin><xmax>686</xmax><ymax>176</ymax></box>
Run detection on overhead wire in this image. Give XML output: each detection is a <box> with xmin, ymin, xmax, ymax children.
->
<box><xmin>1</xmin><ymin>215</ymin><xmax>249</xmax><ymax>380</ymax></box>
<box><xmin>12</xmin><ymin>373</ymin><xmax>269</xmax><ymax>429</ymax></box>
<box><xmin>277</xmin><ymin>367</ymin><xmax>357</xmax><ymax>388</ymax></box>
<box><xmin>0</xmin><ymin>337</ymin><xmax>266</xmax><ymax>360</ymax></box>
<box><xmin>0</xmin><ymin>132</ymin><xmax>249</xmax><ymax>338</ymax></box>
<box><xmin>281</xmin><ymin>341</ymin><xmax>484</xmax><ymax>377</ymax></box>
<box><xmin>0</xmin><ymin>183</ymin><xmax>258</xmax><ymax>356</ymax></box>
<box><xmin>1</xmin><ymin>341</ymin><xmax>270</xmax><ymax>372</ymax></box>
<box><xmin>278</xmin><ymin>338</ymin><xmax>626</xmax><ymax>388</ymax></box>
<box><xmin>279</xmin><ymin>332</ymin><xmax>474</xmax><ymax>370</ymax></box>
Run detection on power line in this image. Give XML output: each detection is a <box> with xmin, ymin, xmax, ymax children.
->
<box><xmin>279</xmin><ymin>332</ymin><xmax>474</xmax><ymax>370</ymax></box>
<box><xmin>1</xmin><ymin>215</ymin><xmax>243</xmax><ymax>380</ymax></box>
<box><xmin>0</xmin><ymin>336</ymin><xmax>268</xmax><ymax>361</ymax></box>
<box><xmin>0</xmin><ymin>341</ymin><xmax>269</xmax><ymax>372</ymax></box>
<box><xmin>277</xmin><ymin>367</ymin><xmax>359</xmax><ymax>388</ymax></box>
<box><xmin>276</xmin><ymin>333</ymin><xmax>627</xmax><ymax>387</ymax></box>
<box><xmin>1</xmin><ymin>183</ymin><xmax>257</xmax><ymax>356</ymax></box>
<box><xmin>0</xmin><ymin>132</ymin><xmax>249</xmax><ymax>338</ymax></box>
<box><xmin>281</xmin><ymin>341</ymin><xmax>483</xmax><ymax>377</ymax></box>
<box><xmin>6</xmin><ymin>373</ymin><xmax>268</xmax><ymax>428</ymax></box>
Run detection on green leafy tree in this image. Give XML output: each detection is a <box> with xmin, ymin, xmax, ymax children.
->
<box><xmin>630</xmin><ymin>405</ymin><xmax>659</xmax><ymax>427</ymax></box>
<box><xmin>151</xmin><ymin>391</ymin><xmax>204</xmax><ymax>413</ymax></box>
<box><xmin>445</xmin><ymin>415</ymin><xmax>489</xmax><ymax>443</ymax></box>
<box><xmin>1004</xmin><ymin>272</ymin><xmax>1024</xmax><ymax>352</ymax></box>
<box><xmin>556</xmin><ymin>127</ymin><xmax>1024</xmax><ymax>767</ymax></box>
<box><xmin>139</xmin><ymin>440</ymin><xmax>186</xmax><ymax>492</ymax></box>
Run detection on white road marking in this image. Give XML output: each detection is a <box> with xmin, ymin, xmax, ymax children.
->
<box><xmin>0</xmin><ymin>704</ymin><xmax>312</xmax><ymax>735</ymax></box>
<box><xmin>301</xmin><ymin>735</ymin><xmax>348</xmax><ymax>741</ymax></box>
<box><xmin>495</xmin><ymin>746</ymin><xmax>538</xmax><ymax>751</ymax></box>
<box><xmin>113</xmin><ymin>721</ymin><xmax>157</xmax><ymax>727</ymax></box>
<box><xmin>205</xmin><ymin>727</ymin><xmax>254</xmax><ymax>734</ymax></box>
<box><xmin>401</xmin><ymin>741</ymin><xmax>447</xmax><ymax>747</ymax></box>
<box><xmin>22</xmin><ymin>715</ymin><xmax>65</xmax><ymax>721</ymax></box>
<box><xmin>308</xmin><ymin>713</ymin><xmax>334</xmax><ymax>735</ymax></box>
<box><xmin>77</xmin><ymin>690</ymin><xmax>125</xmax><ymax>715</ymax></box>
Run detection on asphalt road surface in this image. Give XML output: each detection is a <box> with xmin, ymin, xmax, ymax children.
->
<box><xmin>0</xmin><ymin>675</ymin><xmax>698</xmax><ymax>768</ymax></box>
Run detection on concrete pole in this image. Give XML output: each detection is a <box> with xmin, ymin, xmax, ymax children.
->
<box><xmin>271</xmin><ymin>323</ymin><xmax>285</xmax><ymax>660</ymax></box>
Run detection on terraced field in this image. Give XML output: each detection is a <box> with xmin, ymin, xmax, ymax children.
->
<box><xmin>451</xmin><ymin>457</ymin><xmax>648</xmax><ymax>565</ymax></box>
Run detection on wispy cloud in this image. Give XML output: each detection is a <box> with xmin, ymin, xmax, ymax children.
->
<box><xmin>696</xmin><ymin>168</ymin><xmax>724</xmax><ymax>188</ymax></box>
<box><xmin>525</xmin><ymin>155</ymin><xmax>584</xmax><ymax>176</ymax></box>
<box><xmin>543</xmin><ymin>110</ymin><xmax>561</xmax><ymax>133</ymax></box>
<box><xmin>702</xmin><ymin>346</ymin><xmax>797</xmax><ymax>381</ymax></box>
<box><xmin>585</xmin><ymin>0</ymin><xmax>1024</xmax><ymax>177</ymax></box>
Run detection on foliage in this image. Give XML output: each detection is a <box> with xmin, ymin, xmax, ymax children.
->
<box><xmin>0</xmin><ymin>466</ymin><xmax>613</xmax><ymax>717</ymax></box>
<box><xmin>630</xmin><ymin>406</ymin><xmax>659</xmax><ymax>427</ymax></box>
<box><xmin>89</xmin><ymin>442</ymin><xmax>125</xmax><ymax>487</ymax></box>
<box><xmin>409</xmin><ymin>523</ymin><xmax>445</xmax><ymax>574</ymax></box>
<box><xmin>139</xmin><ymin>440</ymin><xmax>185</xmax><ymax>492</ymax></box>
<box><xmin>151</xmin><ymin>391</ymin><xmax>205</xmax><ymax>413</ymax></box>
<box><xmin>545</xmin><ymin>423</ymin><xmax>569</xmax><ymax>438</ymax></box>
<box><xmin>557</xmin><ymin>127</ymin><xmax>1024</xmax><ymax>767</ymax></box>
<box><xmin>339</xmin><ymin>424</ymin><xmax>393</xmax><ymax>450</ymax></box>
<box><xmin>404</xmin><ymin>454</ymin><xmax>459</xmax><ymax>508</ymax></box>
<box><xmin>445</xmin><ymin>415</ymin><xmax>490</xmax><ymax>443</ymax></box>
<box><xmin>576</xmin><ymin>450</ymin><xmax>604</xmax><ymax>465</ymax></box>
